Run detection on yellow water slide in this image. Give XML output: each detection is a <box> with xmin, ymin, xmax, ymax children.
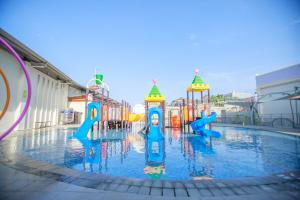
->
<box><xmin>128</xmin><ymin>113</ymin><xmax>145</xmax><ymax>122</ymax></box>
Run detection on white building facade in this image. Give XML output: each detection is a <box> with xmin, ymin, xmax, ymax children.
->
<box><xmin>0</xmin><ymin>29</ymin><xmax>85</xmax><ymax>132</ymax></box>
<box><xmin>256</xmin><ymin>64</ymin><xmax>300</xmax><ymax>123</ymax></box>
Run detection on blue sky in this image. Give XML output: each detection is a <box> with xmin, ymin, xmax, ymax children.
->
<box><xmin>1</xmin><ymin>0</ymin><xmax>300</xmax><ymax>104</ymax></box>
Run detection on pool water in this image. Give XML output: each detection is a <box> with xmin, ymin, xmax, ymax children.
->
<box><xmin>10</xmin><ymin>124</ymin><xmax>300</xmax><ymax>180</ymax></box>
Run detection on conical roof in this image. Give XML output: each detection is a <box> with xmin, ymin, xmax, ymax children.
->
<box><xmin>192</xmin><ymin>74</ymin><xmax>204</xmax><ymax>85</ymax></box>
<box><xmin>145</xmin><ymin>80</ymin><xmax>165</xmax><ymax>102</ymax></box>
<box><xmin>149</xmin><ymin>85</ymin><xmax>162</xmax><ymax>96</ymax></box>
<box><xmin>187</xmin><ymin>69</ymin><xmax>210</xmax><ymax>92</ymax></box>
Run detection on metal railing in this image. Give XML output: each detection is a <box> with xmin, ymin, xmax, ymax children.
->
<box><xmin>215</xmin><ymin>113</ymin><xmax>300</xmax><ymax>129</ymax></box>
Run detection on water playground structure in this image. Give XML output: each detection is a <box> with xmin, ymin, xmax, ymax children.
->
<box><xmin>0</xmin><ymin>33</ymin><xmax>219</xmax><ymax>143</ymax></box>
<box><xmin>141</xmin><ymin>71</ymin><xmax>221</xmax><ymax>139</ymax></box>
<box><xmin>185</xmin><ymin>69</ymin><xmax>211</xmax><ymax>124</ymax></box>
<box><xmin>75</xmin><ymin>102</ymin><xmax>101</xmax><ymax>138</ymax></box>
<box><xmin>0</xmin><ymin>32</ymin><xmax>219</xmax><ymax>146</ymax></box>
<box><xmin>72</xmin><ymin>71</ymin><xmax>133</xmax><ymax>134</ymax></box>
<box><xmin>144</xmin><ymin>107</ymin><xmax>165</xmax><ymax>179</ymax></box>
<box><xmin>75</xmin><ymin>70</ymin><xmax>145</xmax><ymax>137</ymax></box>
<box><xmin>183</xmin><ymin>69</ymin><xmax>220</xmax><ymax>137</ymax></box>
<box><xmin>146</xmin><ymin>107</ymin><xmax>164</xmax><ymax>139</ymax></box>
<box><xmin>140</xmin><ymin>75</ymin><xmax>220</xmax><ymax>178</ymax></box>
<box><xmin>144</xmin><ymin>80</ymin><xmax>166</xmax><ymax>130</ymax></box>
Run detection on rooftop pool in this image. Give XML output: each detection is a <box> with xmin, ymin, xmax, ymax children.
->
<box><xmin>7</xmin><ymin>124</ymin><xmax>300</xmax><ymax>180</ymax></box>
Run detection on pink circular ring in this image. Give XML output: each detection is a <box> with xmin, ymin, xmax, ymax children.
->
<box><xmin>0</xmin><ymin>36</ymin><xmax>32</xmax><ymax>141</ymax></box>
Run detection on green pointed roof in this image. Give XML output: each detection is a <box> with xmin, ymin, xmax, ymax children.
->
<box><xmin>192</xmin><ymin>74</ymin><xmax>205</xmax><ymax>85</ymax></box>
<box><xmin>187</xmin><ymin>69</ymin><xmax>210</xmax><ymax>92</ymax></box>
<box><xmin>145</xmin><ymin>80</ymin><xmax>165</xmax><ymax>102</ymax></box>
<box><xmin>149</xmin><ymin>85</ymin><xmax>162</xmax><ymax>96</ymax></box>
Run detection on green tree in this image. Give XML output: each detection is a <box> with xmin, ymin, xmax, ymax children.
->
<box><xmin>211</xmin><ymin>94</ymin><xmax>225</xmax><ymax>106</ymax></box>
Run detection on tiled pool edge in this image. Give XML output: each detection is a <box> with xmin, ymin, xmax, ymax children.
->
<box><xmin>1</xmin><ymin>151</ymin><xmax>299</xmax><ymax>198</ymax></box>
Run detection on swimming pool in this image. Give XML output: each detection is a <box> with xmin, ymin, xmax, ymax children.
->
<box><xmin>8</xmin><ymin>124</ymin><xmax>300</xmax><ymax>180</ymax></box>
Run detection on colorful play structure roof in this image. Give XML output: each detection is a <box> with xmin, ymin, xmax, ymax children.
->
<box><xmin>187</xmin><ymin>69</ymin><xmax>210</xmax><ymax>92</ymax></box>
<box><xmin>145</xmin><ymin>80</ymin><xmax>165</xmax><ymax>102</ymax></box>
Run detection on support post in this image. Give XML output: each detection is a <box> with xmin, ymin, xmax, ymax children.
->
<box><xmin>179</xmin><ymin>102</ymin><xmax>182</xmax><ymax>128</ymax></box>
<box><xmin>169</xmin><ymin>110</ymin><xmax>172</xmax><ymax>128</ymax></box>
<box><xmin>162</xmin><ymin>101</ymin><xmax>166</xmax><ymax>130</ymax></box>
<box><xmin>195</xmin><ymin>99</ymin><xmax>199</xmax><ymax>118</ymax></box>
<box><xmin>145</xmin><ymin>101</ymin><xmax>148</xmax><ymax>128</ymax></box>
<box><xmin>187</xmin><ymin>91</ymin><xmax>190</xmax><ymax>124</ymax></box>
<box><xmin>107</xmin><ymin>103</ymin><xmax>110</xmax><ymax>129</ymax></box>
<box><xmin>129</xmin><ymin>105</ymin><xmax>132</xmax><ymax>128</ymax></box>
<box><xmin>192</xmin><ymin>90</ymin><xmax>195</xmax><ymax>121</ymax></box>
<box><xmin>125</xmin><ymin>102</ymin><xmax>128</xmax><ymax>129</ymax></box>
<box><xmin>182</xmin><ymin>98</ymin><xmax>185</xmax><ymax>126</ymax></box>
<box><xmin>121</xmin><ymin>100</ymin><xmax>124</xmax><ymax>129</ymax></box>
<box><xmin>123</xmin><ymin>101</ymin><xmax>126</xmax><ymax>129</ymax></box>
<box><xmin>85</xmin><ymin>89</ymin><xmax>88</xmax><ymax>119</ymax></box>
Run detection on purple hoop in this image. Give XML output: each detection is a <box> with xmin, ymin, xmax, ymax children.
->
<box><xmin>0</xmin><ymin>37</ymin><xmax>32</xmax><ymax>141</ymax></box>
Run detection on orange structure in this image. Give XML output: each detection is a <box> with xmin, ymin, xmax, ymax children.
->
<box><xmin>102</xmin><ymin>105</ymin><xmax>108</xmax><ymax>121</ymax></box>
<box><xmin>171</xmin><ymin>115</ymin><xmax>181</xmax><ymax>128</ymax></box>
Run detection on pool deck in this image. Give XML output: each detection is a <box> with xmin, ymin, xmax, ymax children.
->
<box><xmin>0</xmin><ymin>127</ymin><xmax>300</xmax><ymax>200</ymax></box>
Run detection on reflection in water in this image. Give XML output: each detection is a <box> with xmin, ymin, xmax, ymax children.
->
<box><xmin>73</xmin><ymin>134</ymin><xmax>101</xmax><ymax>172</ymax></box>
<box><xmin>6</xmin><ymin>123</ymin><xmax>300</xmax><ymax>180</ymax></box>
<box><xmin>65</xmin><ymin>130</ymin><xmax>130</xmax><ymax>173</ymax></box>
<box><xmin>186</xmin><ymin>135</ymin><xmax>215</xmax><ymax>179</ymax></box>
<box><xmin>144</xmin><ymin>131</ymin><xmax>165</xmax><ymax>179</ymax></box>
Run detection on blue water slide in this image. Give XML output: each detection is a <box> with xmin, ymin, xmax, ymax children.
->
<box><xmin>75</xmin><ymin>102</ymin><xmax>101</xmax><ymax>138</ymax></box>
<box><xmin>191</xmin><ymin>111</ymin><xmax>221</xmax><ymax>138</ymax></box>
<box><xmin>147</xmin><ymin>107</ymin><xmax>164</xmax><ymax>140</ymax></box>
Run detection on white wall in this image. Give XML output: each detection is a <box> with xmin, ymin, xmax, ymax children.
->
<box><xmin>257</xmin><ymin>80</ymin><xmax>300</xmax><ymax>120</ymax></box>
<box><xmin>68</xmin><ymin>101</ymin><xmax>85</xmax><ymax>123</ymax></box>
<box><xmin>0</xmin><ymin>48</ymin><xmax>70</xmax><ymax>131</ymax></box>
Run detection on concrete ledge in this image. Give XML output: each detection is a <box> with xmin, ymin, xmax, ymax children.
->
<box><xmin>0</xmin><ymin>151</ymin><xmax>299</xmax><ymax>198</ymax></box>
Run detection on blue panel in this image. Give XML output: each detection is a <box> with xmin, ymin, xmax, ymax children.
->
<box><xmin>75</xmin><ymin>102</ymin><xmax>101</xmax><ymax>138</ymax></box>
<box><xmin>147</xmin><ymin>107</ymin><xmax>164</xmax><ymax>140</ymax></box>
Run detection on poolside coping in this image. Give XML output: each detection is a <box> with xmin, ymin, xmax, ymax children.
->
<box><xmin>0</xmin><ymin>150</ymin><xmax>299</xmax><ymax>198</ymax></box>
<box><xmin>0</xmin><ymin>126</ymin><xmax>299</xmax><ymax>199</ymax></box>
